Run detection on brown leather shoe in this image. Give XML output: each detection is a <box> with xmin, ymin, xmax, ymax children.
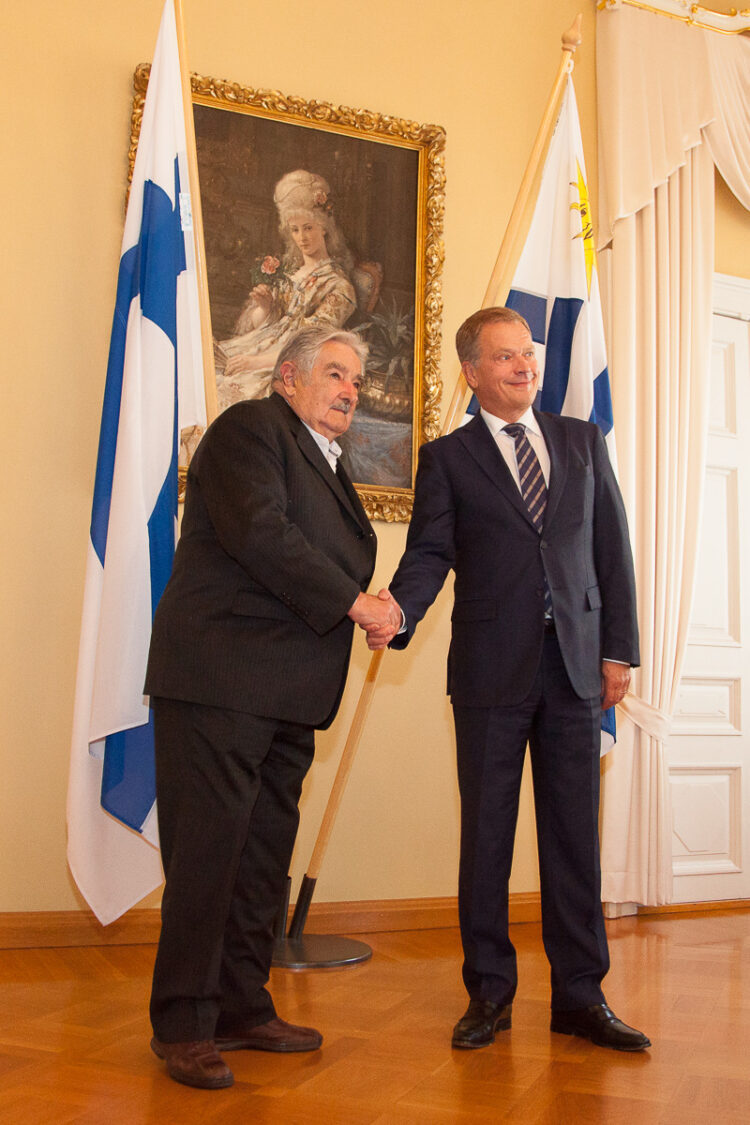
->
<box><xmin>550</xmin><ymin>1004</ymin><xmax>651</xmax><ymax>1051</ymax></box>
<box><xmin>451</xmin><ymin>999</ymin><xmax>513</xmax><ymax>1049</ymax></box>
<box><xmin>150</xmin><ymin>1037</ymin><xmax>234</xmax><ymax>1088</ymax></box>
<box><xmin>214</xmin><ymin>1015</ymin><xmax>322</xmax><ymax>1053</ymax></box>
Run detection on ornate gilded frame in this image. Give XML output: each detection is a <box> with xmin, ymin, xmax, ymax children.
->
<box><xmin>130</xmin><ymin>66</ymin><xmax>445</xmax><ymax>522</ymax></box>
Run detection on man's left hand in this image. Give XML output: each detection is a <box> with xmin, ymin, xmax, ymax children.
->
<box><xmin>601</xmin><ymin>661</ymin><xmax>631</xmax><ymax>711</ymax></box>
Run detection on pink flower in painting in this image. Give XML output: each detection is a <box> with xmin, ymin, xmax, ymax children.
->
<box><xmin>261</xmin><ymin>255</ymin><xmax>281</xmax><ymax>275</ymax></box>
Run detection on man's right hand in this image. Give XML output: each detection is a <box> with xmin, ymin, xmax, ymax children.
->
<box><xmin>348</xmin><ymin>589</ymin><xmax>401</xmax><ymax>649</ymax></box>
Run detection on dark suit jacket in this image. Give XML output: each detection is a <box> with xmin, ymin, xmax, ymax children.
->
<box><xmin>145</xmin><ymin>392</ymin><xmax>376</xmax><ymax>729</ymax></box>
<box><xmin>389</xmin><ymin>409</ymin><xmax>639</xmax><ymax>706</ymax></box>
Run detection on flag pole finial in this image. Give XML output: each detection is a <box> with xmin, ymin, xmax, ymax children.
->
<box><xmin>562</xmin><ymin>14</ymin><xmax>583</xmax><ymax>55</ymax></box>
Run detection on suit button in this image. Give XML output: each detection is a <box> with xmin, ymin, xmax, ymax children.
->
<box><xmin>540</xmin><ymin>540</ymin><xmax>548</xmax><ymax>549</ymax></box>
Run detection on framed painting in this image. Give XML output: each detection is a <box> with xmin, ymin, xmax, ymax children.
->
<box><xmin>130</xmin><ymin>65</ymin><xmax>445</xmax><ymax>521</ymax></box>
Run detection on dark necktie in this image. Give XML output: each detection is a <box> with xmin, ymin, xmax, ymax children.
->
<box><xmin>504</xmin><ymin>423</ymin><xmax>552</xmax><ymax>615</ymax></box>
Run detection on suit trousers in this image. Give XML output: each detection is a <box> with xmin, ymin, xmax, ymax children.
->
<box><xmin>149</xmin><ymin>697</ymin><xmax>315</xmax><ymax>1042</ymax></box>
<box><xmin>453</xmin><ymin>630</ymin><xmax>610</xmax><ymax>1011</ymax></box>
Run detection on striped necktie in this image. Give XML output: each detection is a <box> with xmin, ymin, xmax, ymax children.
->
<box><xmin>504</xmin><ymin>423</ymin><xmax>552</xmax><ymax>615</ymax></box>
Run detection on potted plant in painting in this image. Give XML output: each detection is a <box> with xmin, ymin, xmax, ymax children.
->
<box><xmin>359</xmin><ymin>298</ymin><xmax>414</xmax><ymax>422</ymax></box>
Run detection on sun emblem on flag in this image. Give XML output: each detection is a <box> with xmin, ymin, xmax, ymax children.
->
<box><xmin>570</xmin><ymin>160</ymin><xmax>595</xmax><ymax>297</ymax></box>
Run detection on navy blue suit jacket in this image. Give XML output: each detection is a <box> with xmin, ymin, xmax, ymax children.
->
<box><xmin>389</xmin><ymin>409</ymin><xmax>639</xmax><ymax>706</ymax></box>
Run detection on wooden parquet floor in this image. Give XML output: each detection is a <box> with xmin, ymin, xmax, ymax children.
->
<box><xmin>0</xmin><ymin>911</ymin><xmax>748</xmax><ymax>1123</ymax></box>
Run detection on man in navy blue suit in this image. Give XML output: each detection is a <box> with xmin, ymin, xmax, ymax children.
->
<box><xmin>374</xmin><ymin>306</ymin><xmax>650</xmax><ymax>1052</ymax></box>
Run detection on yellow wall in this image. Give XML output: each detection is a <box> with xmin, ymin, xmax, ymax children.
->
<box><xmin>716</xmin><ymin>169</ymin><xmax>750</xmax><ymax>276</ymax></box>
<box><xmin>2</xmin><ymin>0</ymin><xmax>748</xmax><ymax>915</ymax></box>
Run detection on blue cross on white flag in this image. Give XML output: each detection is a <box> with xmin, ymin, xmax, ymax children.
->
<box><xmin>67</xmin><ymin>0</ymin><xmax>207</xmax><ymax>924</ymax></box>
<box><xmin>463</xmin><ymin>76</ymin><xmax>617</xmax><ymax>753</ymax></box>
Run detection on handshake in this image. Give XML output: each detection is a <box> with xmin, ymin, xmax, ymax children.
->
<box><xmin>348</xmin><ymin>589</ymin><xmax>403</xmax><ymax>651</ymax></box>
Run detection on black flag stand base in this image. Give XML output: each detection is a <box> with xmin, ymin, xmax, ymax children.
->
<box><xmin>272</xmin><ymin>875</ymin><xmax>372</xmax><ymax>970</ymax></box>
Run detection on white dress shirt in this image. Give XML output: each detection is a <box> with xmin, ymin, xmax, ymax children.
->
<box><xmin>479</xmin><ymin>405</ymin><xmax>550</xmax><ymax>489</ymax></box>
<box><xmin>303</xmin><ymin>422</ymin><xmax>342</xmax><ymax>472</ymax></box>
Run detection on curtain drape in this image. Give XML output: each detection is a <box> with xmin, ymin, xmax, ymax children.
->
<box><xmin>595</xmin><ymin>3</ymin><xmax>749</xmax><ymax>905</ymax></box>
<box><xmin>599</xmin><ymin>147</ymin><xmax>714</xmax><ymax>904</ymax></box>
<box><xmin>705</xmin><ymin>32</ymin><xmax>750</xmax><ymax>211</ymax></box>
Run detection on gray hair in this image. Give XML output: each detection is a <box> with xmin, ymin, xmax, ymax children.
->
<box><xmin>272</xmin><ymin>326</ymin><xmax>368</xmax><ymax>386</ymax></box>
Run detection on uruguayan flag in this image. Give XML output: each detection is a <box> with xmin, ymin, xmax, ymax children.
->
<box><xmin>67</xmin><ymin>0</ymin><xmax>207</xmax><ymax>925</ymax></box>
<box><xmin>506</xmin><ymin>76</ymin><xmax>615</xmax><ymax>463</ymax></box>
<box><xmin>463</xmin><ymin>77</ymin><xmax>617</xmax><ymax>752</ymax></box>
<box><xmin>509</xmin><ymin>77</ymin><xmax>616</xmax><ymax>752</ymax></box>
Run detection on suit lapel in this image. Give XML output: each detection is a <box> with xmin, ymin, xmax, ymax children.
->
<box><xmin>270</xmin><ymin>394</ymin><xmax>370</xmax><ymax>532</ymax></box>
<box><xmin>456</xmin><ymin>412</ymin><xmax>538</xmax><ymax>530</ymax></box>
<box><xmin>334</xmin><ymin>460</ymin><xmax>373</xmax><ymax>531</ymax></box>
<box><xmin>298</xmin><ymin>428</ymin><xmax>372</xmax><ymax>531</ymax></box>
<box><xmin>534</xmin><ymin>409</ymin><xmax>568</xmax><ymax>528</ymax></box>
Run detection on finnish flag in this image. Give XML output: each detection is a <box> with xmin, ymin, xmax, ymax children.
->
<box><xmin>67</xmin><ymin>0</ymin><xmax>207</xmax><ymax>925</ymax></box>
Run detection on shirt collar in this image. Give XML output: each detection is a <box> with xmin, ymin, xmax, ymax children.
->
<box><xmin>480</xmin><ymin>405</ymin><xmax>540</xmax><ymax>438</ymax></box>
<box><xmin>303</xmin><ymin>421</ymin><xmax>342</xmax><ymax>468</ymax></box>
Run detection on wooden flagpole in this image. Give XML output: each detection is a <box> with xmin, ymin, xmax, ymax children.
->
<box><xmin>280</xmin><ymin>16</ymin><xmax>584</xmax><ymax>963</ymax></box>
<box><xmin>173</xmin><ymin>0</ymin><xmax>218</xmax><ymax>424</ymax></box>
<box><xmin>285</xmin><ymin>650</ymin><xmax>384</xmax><ymax>945</ymax></box>
<box><xmin>442</xmin><ymin>13</ymin><xmax>583</xmax><ymax>433</ymax></box>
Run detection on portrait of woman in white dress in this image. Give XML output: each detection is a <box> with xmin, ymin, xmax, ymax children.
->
<box><xmin>191</xmin><ymin>97</ymin><xmax>434</xmax><ymax>497</ymax></box>
<box><xmin>214</xmin><ymin>170</ymin><xmax>358</xmax><ymax>409</ymax></box>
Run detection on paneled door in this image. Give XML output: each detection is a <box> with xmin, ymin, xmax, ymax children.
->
<box><xmin>670</xmin><ymin>274</ymin><xmax>750</xmax><ymax>903</ymax></box>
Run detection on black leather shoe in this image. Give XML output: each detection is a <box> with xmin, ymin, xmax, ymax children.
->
<box><xmin>550</xmin><ymin>1004</ymin><xmax>651</xmax><ymax>1051</ymax></box>
<box><xmin>451</xmin><ymin>999</ymin><xmax>512</xmax><ymax>1049</ymax></box>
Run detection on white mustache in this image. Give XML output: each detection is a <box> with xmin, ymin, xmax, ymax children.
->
<box><xmin>331</xmin><ymin>401</ymin><xmax>353</xmax><ymax>414</ymax></box>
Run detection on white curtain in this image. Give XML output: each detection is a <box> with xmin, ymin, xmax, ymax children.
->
<box><xmin>705</xmin><ymin>32</ymin><xmax>750</xmax><ymax>211</ymax></box>
<box><xmin>596</xmin><ymin>3</ymin><xmax>750</xmax><ymax>905</ymax></box>
<box><xmin>599</xmin><ymin>147</ymin><xmax>714</xmax><ymax>904</ymax></box>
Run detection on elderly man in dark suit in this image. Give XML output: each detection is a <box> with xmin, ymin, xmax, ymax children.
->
<box><xmin>145</xmin><ymin>324</ymin><xmax>399</xmax><ymax>1089</ymax></box>
<box><xmin>373</xmin><ymin>306</ymin><xmax>649</xmax><ymax>1053</ymax></box>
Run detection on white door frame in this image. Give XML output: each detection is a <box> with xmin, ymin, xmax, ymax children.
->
<box><xmin>668</xmin><ymin>272</ymin><xmax>750</xmax><ymax>904</ymax></box>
